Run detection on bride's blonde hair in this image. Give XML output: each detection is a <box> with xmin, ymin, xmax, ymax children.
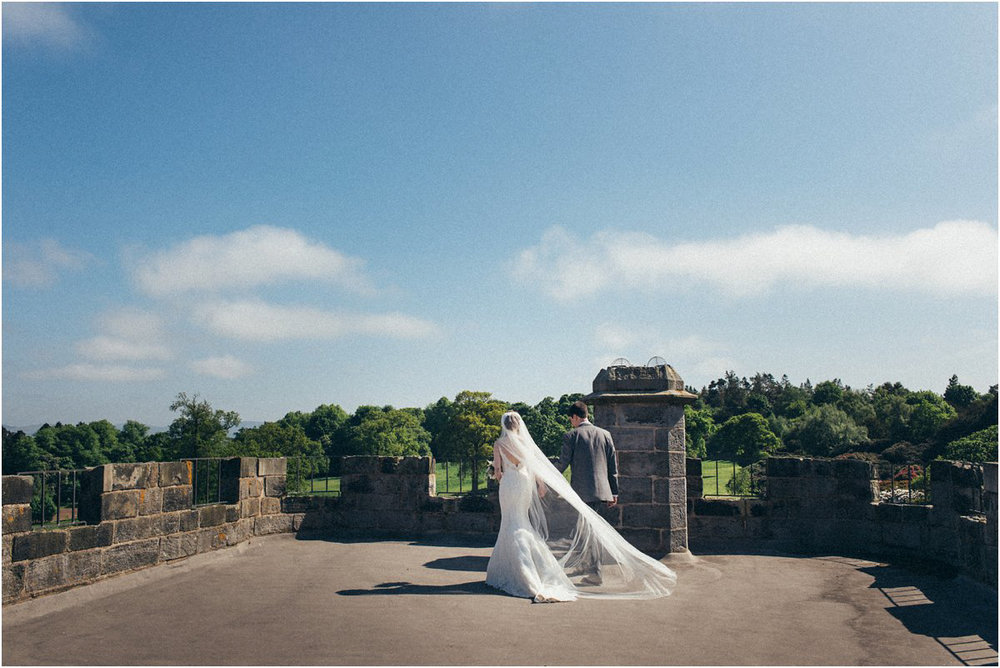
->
<box><xmin>502</xmin><ymin>412</ymin><xmax>522</xmax><ymax>432</ymax></box>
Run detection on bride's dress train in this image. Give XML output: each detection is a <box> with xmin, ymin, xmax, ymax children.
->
<box><xmin>484</xmin><ymin>412</ymin><xmax>677</xmax><ymax>602</ymax></box>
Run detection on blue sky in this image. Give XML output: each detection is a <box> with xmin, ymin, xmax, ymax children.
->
<box><xmin>3</xmin><ymin>2</ymin><xmax>997</xmax><ymax>428</ymax></box>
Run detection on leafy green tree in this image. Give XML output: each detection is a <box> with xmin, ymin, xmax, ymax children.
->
<box><xmin>138</xmin><ymin>431</ymin><xmax>175</xmax><ymax>463</ymax></box>
<box><xmin>871</xmin><ymin>383</ymin><xmax>913</xmax><ymax>442</ymax></box>
<box><xmin>117</xmin><ymin>420</ymin><xmax>150</xmax><ymax>462</ymax></box>
<box><xmin>341</xmin><ymin>407</ymin><xmax>432</xmax><ymax>458</ymax></box>
<box><xmin>168</xmin><ymin>392</ymin><xmax>240</xmax><ymax>458</ymax></box>
<box><xmin>2</xmin><ymin>428</ymin><xmax>43</xmax><ymax>474</ymax></box>
<box><xmin>836</xmin><ymin>388</ymin><xmax>876</xmax><ymax>434</ymax></box>
<box><xmin>88</xmin><ymin>420</ymin><xmax>124</xmax><ymax>462</ymax></box>
<box><xmin>785</xmin><ymin>404</ymin><xmax>868</xmax><ymax>457</ymax></box>
<box><xmin>944</xmin><ymin>425</ymin><xmax>998</xmax><ymax>463</ymax></box>
<box><xmin>707</xmin><ymin>413</ymin><xmax>781</xmax><ymax>466</ymax></box>
<box><xmin>944</xmin><ymin>375</ymin><xmax>981</xmax><ymax>409</ymax></box>
<box><xmin>232</xmin><ymin>422</ymin><xmax>325</xmax><ymax>459</ymax></box>
<box><xmin>423</xmin><ymin>396</ymin><xmax>457</xmax><ymax>460</ymax></box>
<box><xmin>684</xmin><ymin>404</ymin><xmax>716</xmax><ymax>458</ymax></box>
<box><xmin>906</xmin><ymin>391</ymin><xmax>957</xmax><ymax>443</ymax></box>
<box><xmin>305</xmin><ymin>404</ymin><xmax>348</xmax><ymax>443</ymax></box>
<box><xmin>812</xmin><ymin>379</ymin><xmax>845</xmax><ymax>406</ymax></box>
<box><xmin>437</xmin><ymin>391</ymin><xmax>507</xmax><ymax>492</ymax></box>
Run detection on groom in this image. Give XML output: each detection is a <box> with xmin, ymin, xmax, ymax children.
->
<box><xmin>558</xmin><ymin>400</ymin><xmax>618</xmax><ymax>584</ymax></box>
<box><xmin>558</xmin><ymin>400</ymin><xmax>619</xmax><ymax>509</ymax></box>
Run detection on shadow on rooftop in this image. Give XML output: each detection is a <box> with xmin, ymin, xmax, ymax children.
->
<box><xmin>337</xmin><ymin>580</ymin><xmax>498</xmax><ymax>597</ymax></box>
<box><xmin>859</xmin><ymin>563</ymin><xmax>998</xmax><ymax>666</ymax></box>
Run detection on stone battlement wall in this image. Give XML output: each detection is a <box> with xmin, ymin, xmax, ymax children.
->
<box><xmin>686</xmin><ymin>457</ymin><xmax>997</xmax><ymax>588</ymax></box>
<box><xmin>2</xmin><ymin>458</ymin><xmax>292</xmax><ymax>604</ymax></box>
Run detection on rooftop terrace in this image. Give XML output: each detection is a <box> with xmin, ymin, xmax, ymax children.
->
<box><xmin>3</xmin><ymin>533</ymin><xmax>996</xmax><ymax>666</ymax></box>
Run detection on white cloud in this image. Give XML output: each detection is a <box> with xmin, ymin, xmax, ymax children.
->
<box><xmin>193</xmin><ymin>299</ymin><xmax>440</xmax><ymax>342</ymax></box>
<box><xmin>24</xmin><ymin>364</ymin><xmax>165</xmax><ymax>383</ymax></box>
<box><xmin>3</xmin><ymin>239</ymin><xmax>93</xmax><ymax>288</ymax></box>
<box><xmin>132</xmin><ymin>225</ymin><xmax>375</xmax><ymax>297</ymax></box>
<box><xmin>190</xmin><ymin>355</ymin><xmax>254</xmax><ymax>379</ymax></box>
<box><xmin>515</xmin><ymin>221</ymin><xmax>998</xmax><ymax>299</ymax></box>
<box><xmin>75</xmin><ymin>309</ymin><xmax>172</xmax><ymax>361</ymax></box>
<box><xmin>2</xmin><ymin>4</ymin><xmax>92</xmax><ymax>51</ymax></box>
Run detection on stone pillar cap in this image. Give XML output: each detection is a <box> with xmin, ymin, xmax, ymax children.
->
<box><xmin>585</xmin><ymin>364</ymin><xmax>698</xmax><ymax>404</ymax></box>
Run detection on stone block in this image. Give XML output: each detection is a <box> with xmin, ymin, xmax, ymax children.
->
<box><xmin>619</xmin><ymin>476</ymin><xmax>653</xmax><ymax>503</ymax></box>
<box><xmin>12</xmin><ymin>530</ymin><xmax>68</xmax><ymax>562</ymax></box>
<box><xmin>667</xmin><ymin>528</ymin><xmax>688</xmax><ymax>553</ymax></box>
<box><xmin>139</xmin><ymin>487</ymin><xmax>164</xmax><ymax>516</ymax></box>
<box><xmin>687</xmin><ymin>476</ymin><xmax>703</xmax><ymax>499</ymax></box>
<box><xmin>693</xmin><ymin>499</ymin><xmax>740</xmax><ymax>517</ymax></box>
<box><xmin>239</xmin><ymin>478</ymin><xmax>264</xmax><ymax>500</ymax></box>
<box><xmin>241</xmin><ymin>497</ymin><xmax>262</xmax><ymax>518</ymax></box>
<box><xmin>835</xmin><ymin>477</ymin><xmax>877</xmax><ymax>502</ymax></box>
<box><xmin>222</xmin><ymin>457</ymin><xmax>258</xmax><ymax>480</ymax></box>
<box><xmin>2</xmin><ymin>476</ymin><xmax>34</xmax><ymax>504</ymax></box>
<box><xmin>882</xmin><ymin>522</ymin><xmax>924</xmax><ymax>550</ymax></box>
<box><xmin>420</xmin><ymin>512</ymin><xmax>447</xmax><ymax>533</ymax></box>
<box><xmin>77</xmin><ymin>467</ymin><xmax>111</xmax><ymax>524</ymax></box>
<box><xmin>225</xmin><ymin>504</ymin><xmax>240</xmax><ymax>523</ymax></box>
<box><xmin>162</xmin><ymin>485</ymin><xmax>193</xmax><ymax>512</ymax></box>
<box><xmin>265</xmin><ymin>476</ymin><xmax>287</xmax><ymax>497</ymax></box>
<box><xmin>226</xmin><ymin>518</ymin><xmax>254</xmax><ymax>546</ymax></box>
<box><xmin>606</xmin><ymin>427</ymin><xmax>655</xmax><ymax>451</ymax></box>
<box><xmin>654</xmin><ymin>426</ymin><xmax>686</xmax><ymax>453</ymax></box>
<box><xmin>2</xmin><ymin>504</ymin><xmax>32</xmax><ymax>534</ymax></box>
<box><xmin>804</xmin><ymin>477</ymin><xmax>836</xmax><ymax>498</ymax></box>
<box><xmin>667</xmin><ymin>451</ymin><xmax>686</xmax><ymax>477</ymax></box>
<box><xmin>593</xmin><ymin>404</ymin><xmax>616</xmax><ymax>427</ymax></box>
<box><xmin>197</xmin><ymin>527</ymin><xmax>228</xmax><ymax>552</ymax></box>
<box><xmin>623</xmin><ymin>503</ymin><xmax>670</xmax><ymax>528</ymax></box>
<box><xmin>766</xmin><ymin>477</ymin><xmax>802</xmax><ymax>500</ymax></box>
<box><xmin>654</xmin><ymin>478</ymin><xmax>687</xmax><ymax>505</ymax></box>
<box><xmin>110</xmin><ymin>463</ymin><xmax>157</xmax><ymax>490</ymax></box>
<box><xmin>199</xmin><ymin>504</ymin><xmax>228</xmax><ymax>527</ymax></box>
<box><xmin>255</xmin><ymin>514</ymin><xmax>293</xmax><ymax>535</ymax></box>
<box><xmin>180</xmin><ymin>509</ymin><xmax>200</xmax><ymax>531</ymax></box>
<box><xmin>767</xmin><ymin>457</ymin><xmax>805</xmax><ymax>478</ymax></box>
<box><xmin>619</xmin><ymin>404</ymin><xmax>674</xmax><ymax>426</ymax></box>
<box><xmin>101</xmin><ymin>490</ymin><xmax>141</xmax><ymax>520</ymax></box>
<box><xmin>2</xmin><ymin>535</ymin><xmax>11</xmax><ymax>566</ymax></box>
<box><xmin>397</xmin><ymin>457</ymin><xmax>434</xmax><ymax>475</ymax></box>
<box><xmin>159</xmin><ymin>461</ymin><xmax>192</xmax><ymax>487</ymax></box>
<box><xmin>341</xmin><ymin>457</ymin><xmax>378</xmax><ymax>475</ymax></box>
<box><xmin>984</xmin><ymin>462</ymin><xmax>998</xmax><ymax>494</ymax></box>
<box><xmin>65</xmin><ymin>550</ymin><xmax>102</xmax><ymax>583</ymax></box>
<box><xmin>810</xmin><ymin>459</ymin><xmax>835</xmax><ymax>477</ymax></box>
<box><xmin>261</xmin><ymin>497</ymin><xmax>281</xmax><ymax>515</ymax></box>
<box><xmin>159</xmin><ymin>512</ymin><xmax>181</xmax><ymax>535</ymax></box>
<box><xmin>618</xmin><ymin>451</ymin><xmax>669</xmax><ymax>478</ymax></box>
<box><xmin>258</xmin><ymin>457</ymin><xmax>287</xmax><ymax>476</ymax></box>
<box><xmin>67</xmin><ymin>524</ymin><xmax>113</xmax><ymax>551</ymax></box>
<box><xmin>160</xmin><ymin>533</ymin><xmax>199</xmax><ymax>561</ymax></box>
<box><xmin>3</xmin><ymin>563</ymin><xmax>26</xmax><ymax>603</ymax></box>
<box><xmin>619</xmin><ymin>528</ymin><xmax>662</xmax><ymax>553</ymax></box>
<box><xmin>25</xmin><ymin>554</ymin><xmax>67</xmax><ymax>592</ymax></box>
<box><xmin>113</xmin><ymin>516</ymin><xmax>160</xmax><ymax>543</ymax></box>
<box><xmin>686</xmin><ymin>458</ymin><xmax>703</xmax><ymax>476</ymax></box>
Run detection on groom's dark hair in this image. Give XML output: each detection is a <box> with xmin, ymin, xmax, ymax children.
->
<box><xmin>567</xmin><ymin>401</ymin><xmax>588</xmax><ymax>420</ymax></box>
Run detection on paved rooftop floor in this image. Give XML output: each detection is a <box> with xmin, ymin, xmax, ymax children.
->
<box><xmin>2</xmin><ymin>533</ymin><xmax>997</xmax><ymax>666</ymax></box>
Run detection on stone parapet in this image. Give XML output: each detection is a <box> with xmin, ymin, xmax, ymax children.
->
<box><xmin>2</xmin><ymin>456</ymin><xmax>293</xmax><ymax>604</ymax></box>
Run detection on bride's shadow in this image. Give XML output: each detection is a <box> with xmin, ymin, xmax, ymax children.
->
<box><xmin>338</xmin><ymin>580</ymin><xmax>496</xmax><ymax>597</ymax></box>
<box><xmin>337</xmin><ymin>551</ymin><xmax>496</xmax><ymax>597</ymax></box>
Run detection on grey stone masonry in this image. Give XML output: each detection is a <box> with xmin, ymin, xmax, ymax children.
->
<box><xmin>2</xmin><ymin>456</ymin><xmax>297</xmax><ymax>604</ymax></box>
<box><xmin>686</xmin><ymin>455</ymin><xmax>997</xmax><ymax>588</ymax></box>
<box><xmin>584</xmin><ymin>364</ymin><xmax>697</xmax><ymax>555</ymax></box>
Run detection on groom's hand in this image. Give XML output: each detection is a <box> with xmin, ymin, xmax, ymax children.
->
<box><xmin>606</xmin><ymin>496</ymin><xmax>618</xmax><ymax>508</ymax></box>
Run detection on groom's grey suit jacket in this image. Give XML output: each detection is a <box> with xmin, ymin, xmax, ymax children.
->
<box><xmin>557</xmin><ymin>420</ymin><xmax>619</xmax><ymax>503</ymax></box>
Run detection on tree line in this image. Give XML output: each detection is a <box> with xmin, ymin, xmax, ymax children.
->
<box><xmin>686</xmin><ymin>373</ymin><xmax>997</xmax><ymax>466</ymax></box>
<box><xmin>3</xmin><ymin>373</ymin><xmax>997</xmax><ymax>478</ymax></box>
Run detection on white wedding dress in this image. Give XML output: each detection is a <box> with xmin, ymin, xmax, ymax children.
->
<box><xmin>485</xmin><ymin>412</ymin><xmax>677</xmax><ymax>603</ymax></box>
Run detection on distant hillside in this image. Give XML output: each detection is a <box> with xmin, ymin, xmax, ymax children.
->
<box><xmin>3</xmin><ymin>421</ymin><xmax>266</xmax><ymax>437</ymax></box>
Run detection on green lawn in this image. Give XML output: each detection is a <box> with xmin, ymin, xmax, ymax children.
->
<box><xmin>701</xmin><ymin>459</ymin><xmax>740</xmax><ymax>496</ymax></box>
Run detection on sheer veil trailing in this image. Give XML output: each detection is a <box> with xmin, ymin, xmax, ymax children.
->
<box><xmin>493</xmin><ymin>411</ymin><xmax>677</xmax><ymax>599</ymax></box>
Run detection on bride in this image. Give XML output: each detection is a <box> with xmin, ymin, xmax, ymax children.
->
<box><xmin>485</xmin><ymin>411</ymin><xmax>677</xmax><ymax>602</ymax></box>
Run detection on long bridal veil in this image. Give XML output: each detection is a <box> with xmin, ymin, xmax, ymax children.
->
<box><xmin>497</xmin><ymin>411</ymin><xmax>677</xmax><ymax>599</ymax></box>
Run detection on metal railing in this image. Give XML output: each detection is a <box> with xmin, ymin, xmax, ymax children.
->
<box><xmin>702</xmin><ymin>460</ymin><xmax>765</xmax><ymax>498</ymax></box>
<box><xmin>17</xmin><ymin>468</ymin><xmax>87</xmax><ymax>528</ymax></box>
<box><xmin>436</xmin><ymin>460</ymin><xmax>490</xmax><ymax>495</ymax></box>
<box><xmin>183</xmin><ymin>458</ymin><xmax>226</xmax><ymax>506</ymax></box>
<box><xmin>876</xmin><ymin>462</ymin><xmax>931</xmax><ymax>505</ymax></box>
<box><xmin>287</xmin><ymin>456</ymin><xmax>338</xmax><ymax>496</ymax></box>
